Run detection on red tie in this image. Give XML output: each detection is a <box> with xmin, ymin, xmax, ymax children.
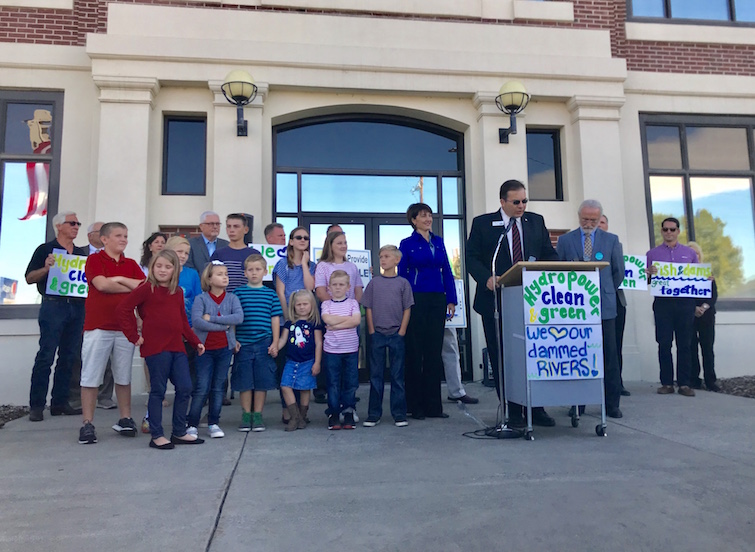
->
<box><xmin>511</xmin><ymin>219</ymin><xmax>523</xmax><ymax>265</ymax></box>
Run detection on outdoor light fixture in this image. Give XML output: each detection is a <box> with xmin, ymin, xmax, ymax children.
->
<box><xmin>220</xmin><ymin>70</ymin><xmax>258</xmax><ymax>137</ymax></box>
<box><xmin>495</xmin><ymin>80</ymin><xmax>530</xmax><ymax>144</ymax></box>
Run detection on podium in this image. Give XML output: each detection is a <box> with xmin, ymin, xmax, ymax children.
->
<box><xmin>498</xmin><ymin>261</ymin><xmax>609</xmax><ymax>439</ymax></box>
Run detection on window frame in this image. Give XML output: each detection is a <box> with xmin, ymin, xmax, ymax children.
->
<box><xmin>161</xmin><ymin>113</ymin><xmax>207</xmax><ymax>196</ymax></box>
<box><xmin>0</xmin><ymin>90</ymin><xmax>64</xmax><ymax>319</ymax></box>
<box><xmin>640</xmin><ymin>113</ymin><xmax>755</xmax><ymax>310</ymax></box>
<box><xmin>525</xmin><ymin>127</ymin><xmax>564</xmax><ymax>202</ymax></box>
<box><xmin>627</xmin><ymin>0</ymin><xmax>755</xmax><ymax>26</ymax></box>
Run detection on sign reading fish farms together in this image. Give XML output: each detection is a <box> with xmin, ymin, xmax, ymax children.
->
<box><xmin>522</xmin><ymin>270</ymin><xmax>602</xmax><ymax>325</ymax></box>
<box><xmin>649</xmin><ymin>261</ymin><xmax>712</xmax><ymax>298</ymax></box>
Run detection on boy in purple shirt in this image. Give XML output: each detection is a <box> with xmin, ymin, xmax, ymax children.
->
<box><xmin>361</xmin><ymin>245</ymin><xmax>414</xmax><ymax>427</ymax></box>
<box><xmin>646</xmin><ymin>217</ymin><xmax>699</xmax><ymax>397</ymax></box>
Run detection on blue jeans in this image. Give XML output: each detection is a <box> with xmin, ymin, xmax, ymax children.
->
<box><xmin>187</xmin><ymin>348</ymin><xmax>232</xmax><ymax>427</ymax></box>
<box><xmin>30</xmin><ymin>298</ymin><xmax>85</xmax><ymax>409</ymax></box>
<box><xmin>324</xmin><ymin>351</ymin><xmax>359</xmax><ymax>416</ymax></box>
<box><xmin>145</xmin><ymin>351</ymin><xmax>192</xmax><ymax>439</ymax></box>
<box><xmin>368</xmin><ymin>332</ymin><xmax>406</xmax><ymax>420</ymax></box>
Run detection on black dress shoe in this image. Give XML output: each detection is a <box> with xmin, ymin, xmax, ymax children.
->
<box><xmin>448</xmin><ymin>395</ymin><xmax>479</xmax><ymax>404</ymax></box>
<box><xmin>706</xmin><ymin>382</ymin><xmax>721</xmax><ymax>392</ymax></box>
<box><xmin>426</xmin><ymin>412</ymin><xmax>449</xmax><ymax>418</ymax></box>
<box><xmin>50</xmin><ymin>403</ymin><xmax>82</xmax><ymax>416</ymax></box>
<box><xmin>620</xmin><ymin>388</ymin><xmax>631</xmax><ymax>397</ymax></box>
<box><xmin>29</xmin><ymin>407</ymin><xmax>44</xmax><ymax>422</ymax></box>
<box><xmin>506</xmin><ymin>416</ymin><xmax>526</xmax><ymax>429</ymax></box>
<box><xmin>532</xmin><ymin>410</ymin><xmax>556</xmax><ymax>427</ymax></box>
<box><xmin>606</xmin><ymin>407</ymin><xmax>623</xmax><ymax>419</ymax></box>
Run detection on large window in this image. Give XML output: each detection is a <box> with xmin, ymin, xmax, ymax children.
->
<box><xmin>161</xmin><ymin>115</ymin><xmax>207</xmax><ymax>195</ymax></box>
<box><xmin>526</xmin><ymin>128</ymin><xmax>563</xmax><ymax>201</ymax></box>
<box><xmin>642</xmin><ymin>115</ymin><xmax>755</xmax><ymax>304</ymax></box>
<box><xmin>0</xmin><ymin>91</ymin><xmax>63</xmax><ymax>315</ymax></box>
<box><xmin>630</xmin><ymin>0</ymin><xmax>755</xmax><ymax>23</ymax></box>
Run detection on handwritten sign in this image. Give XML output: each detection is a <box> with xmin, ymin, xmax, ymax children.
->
<box><xmin>620</xmin><ymin>254</ymin><xmax>647</xmax><ymax>291</ymax></box>
<box><xmin>313</xmin><ymin>247</ymin><xmax>372</xmax><ymax>286</ymax></box>
<box><xmin>446</xmin><ymin>279</ymin><xmax>467</xmax><ymax>329</ymax></box>
<box><xmin>649</xmin><ymin>261</ymin><xmax>712</xmax><ymax>298</ymax></box>
<box><xmin>525</xmin><ymin>325</ymin><xmax>604</xmax><ymax>380</ymax></box>
<box><xmin>522</xmin><ymin>270</ymin><xmax>602</xmax><ymax>325</ymax></box>
<box><xmin>46</xmin><ymin>249</ymin><xmax>88</xmax><ymax>297</ymax></box>
<box><xmin>248</xmin><ymin>244</ymin><xmax>287</xmax><ymax>281</ymax></box>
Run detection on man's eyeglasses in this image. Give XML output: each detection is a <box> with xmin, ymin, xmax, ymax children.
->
<box><xmin>507</xmin><ymin>199</ymin><xmax>528</xmax><ymax>205</ymax></box>
<box><xmin>292</xmin><ymin>235</ymin><xmax>310</xmax><ymax>241</ymax></box>
<box><xmin>661</xmin><ymin>227</ymin><xmax>678</xmax><ymax>233</ymax></box>
<box><xmin>201</xmin><ymin>222</ymin><xmax>221</xmax><ymax>226</ymax></box>
<box><xmin>63</xmin><ymin>221</ymin><xmax>82</xmax><ymax>227</ymax></box>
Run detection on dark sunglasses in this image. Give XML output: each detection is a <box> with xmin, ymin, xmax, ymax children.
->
<box><xmin>661</xmin><ymin>227</ymin><xmax>678</xmax><ymax>232</ymax></box>
<box><xmin>507</xmin><ymin>199</ymin><xmax>528</xmax><ymax>205</ymax></box>
<box><xmin>63</xmin><ymin>221</ymin><xmax>82</xmax><ymax>227</ymax></box>
<box><xmin>292</xmin><ymin>235</ymin><xmax>310</xmax><ymax>241</ymax></box>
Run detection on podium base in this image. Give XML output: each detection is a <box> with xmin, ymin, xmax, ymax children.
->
<box><xmin>486</xmin><ymin>425</ymin><xmax>523</xmax><ymax>439</ymax></box>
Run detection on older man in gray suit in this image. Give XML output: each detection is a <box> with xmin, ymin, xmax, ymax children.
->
<box><xmin>557</xmin><ymin>199</ymin><xmax>625</xmax><ymax>418</ymax></box>
<box><xmin>186</xmin><ymin>211</ymin><xmax>229</xmax><ymax>271</ymax></box>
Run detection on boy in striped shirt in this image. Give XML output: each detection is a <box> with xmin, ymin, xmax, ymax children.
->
<box><xmin>321</xmin><ymin>270</ymin><xmax>362</xmax><ymax>430</ymax></box>
<box><xmin>232</xmin><ymin>254</ymin><xmax>282</xmax><ymax>431</ymax></box>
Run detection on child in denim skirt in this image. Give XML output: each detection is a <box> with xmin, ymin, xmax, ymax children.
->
<box><xmin>277</xmin><ymin>290</ymin><xmax>322</xmax><ymax>431</ymax></box>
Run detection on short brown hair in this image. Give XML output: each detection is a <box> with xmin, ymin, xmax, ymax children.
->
<box><xmin>244</xmin><ymin>253</ymin><xmax>267</xmax><ymax>270</ymax></box>
<box><xmin>406</xmin><ymin>203</ymin><xmax>433</xmax><ymax>229</ymax></box>
<box><xmin>329</xmin><ymin>269</ymin><xmax>350</xmax><ymax>285</ymax></box>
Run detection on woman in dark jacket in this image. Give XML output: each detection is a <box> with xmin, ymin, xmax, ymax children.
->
<box><xmin>399</xmin><ymin>203</ymin><xmax>457</xmax><ymax>419</ymax></box>
<box><xmin>688</xmin><ymin>242</ymin><xmax>719</xmax><ymax>392</ymax></box>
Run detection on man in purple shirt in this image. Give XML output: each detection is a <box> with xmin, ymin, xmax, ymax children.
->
<box><xmin>646</xmin><ymin>217</ymin><xmax>698</xmax><ymax>397</ymax></box>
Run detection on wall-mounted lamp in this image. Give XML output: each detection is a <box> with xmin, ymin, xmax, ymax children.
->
<box><xmin>220</xmin><ymin>70</ymin><xmax>258</xmax><ymax>137</ymax></box>
<box><xmin>495</xmin><ymin>80</ymin><xmax>530</xmax><ymax>144</ymax></box>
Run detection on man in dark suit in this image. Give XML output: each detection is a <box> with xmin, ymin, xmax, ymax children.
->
<box><xmin>557</xmin><ymin>199</ymin><xmax>625</xmax><ymax>418</ymax></box>
<box><xmin>466</xmin><ymin>179</ymin><xmax>559</xmax><ymax>427</ymax></box>
<box><xmin>186</xmin><ymin>210</ymin><xmax>229</xmax><ymax>272</ymax></box>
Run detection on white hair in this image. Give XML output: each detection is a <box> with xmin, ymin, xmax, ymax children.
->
<box><xmin>199</xmin><ymin>210</ymin><xmax>219</xmax><ymax>224</ymax></box>
<box><xmin>52</xmin><ymin>211</ymin><xmax>76</xmax><ymax>227</ymax></box>
<box><xmin>87</xmin><ymin>221</ymin><xmax>104</xmax><ymax>233</ymax></box>
<box><xmin>578</xmin><ymin>199</ymin><xmax>603</xmax><ymax>216</ymax></box>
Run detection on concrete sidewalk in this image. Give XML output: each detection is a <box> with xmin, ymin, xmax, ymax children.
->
<box><xmin>1</xmin><ymin>382</ymin><xmax>754</xmax><ymax>552</ymax></box>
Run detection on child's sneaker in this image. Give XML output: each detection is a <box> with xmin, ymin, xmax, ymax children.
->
<box><xmin>394</xmin><ymin>419</ymin><xmax>409</xmax><ymax>427</ymax></box>
<box><xmin>328</xmin><ymin>414</ymin><xmax>341</xmax><ymax>430</ymax></box>
<box><xmin>186</xmin><ymin>426</ymin><xmax>198</xmax><ymax>436</ymax></box>
<box><xmin>112</xmin><ymin>417</ymin><xmax>137</xmax><ymax>437</ymax></box>
<box><xmin>208</xmin><ymin>424</ymin><xmax>225</xmax><ymax>438</ymax></box>
<box><xmin>363</xmin><ymin>417</ymin><xmax>380</xmax><ymax>427</ymax></box>
<box><xmin>238</xmin><ymin>411</ymin><xmax>252</xmax><ymax>432</ymax></box>
<box><xmin>342</xmin><ymin>412</ymin><xmax>355</xmax><ymax>429</ymax></box>
<box><xmin>141</xmin><ymin>417</ymin><xmax>150</xmax><ymax>434</ymax></box>
<box><xmin>251</xmin><ymin>412</ymin><xmax>266</xmax><ymax>432</ymax></box>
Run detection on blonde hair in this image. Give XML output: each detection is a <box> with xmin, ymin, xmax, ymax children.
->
<box><xmin>287</xmin><ymin>290</ymin><xmax>321</xmax><ymax>325</ymax></box>
<box><xmin>378</xmin><ymin>244</ymin><xmax>402</xmax><ymax>259</ymax></box>
<box><xmin>329</xmin><ymin>269</ymin><xmax>350</xmax><ymax>285</ymax></box>
<box><xmin>147</xmin><ymin>249</ymin><xmax>180</xmax><ymax>293</ymax></box>
<box><xmin>200</xmin><ymin>261</ymin><xmax>227</xmax><ymax>292</ymax></box>
<box><xmin>165</xmin><ymin>236</ymin><xmax>190</xmax><ymax>250</ymax></box>
<box><xmin>687</xmin><ymin>241</ymin><xmax>704</xmax><ymax>263</ymax></box>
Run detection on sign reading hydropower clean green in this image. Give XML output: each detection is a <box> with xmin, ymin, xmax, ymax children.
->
<box><xmin>522</xmin><ymin>270</ymin><xmax>603</xmax><ymax>381</ymax></box>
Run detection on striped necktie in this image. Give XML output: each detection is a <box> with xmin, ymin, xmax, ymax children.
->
<box><xmin>510</xmin><ymin>218</ymin><xmax>523</xmax><ymax>265</ymax></box>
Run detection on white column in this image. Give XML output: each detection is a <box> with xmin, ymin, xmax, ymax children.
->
<box><xmin>92</xmin><ymin>75</ymin><xmax>159</xmax><ymax>260</ymax></box>
<box><xmin>208</xmin><ymin>80</ymin><xmax>268</xmax><ymax>243</ymax></box>
<box><xmin>566</xmin><ymin>95</ymin><xmax>626</xmax><ymax>234</ymax></box>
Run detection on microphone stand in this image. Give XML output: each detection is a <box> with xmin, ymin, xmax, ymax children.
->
<box><xmin>491</xmin><ymin>222</ymin><xmax>520</xmax><ymax>438</ymax></box>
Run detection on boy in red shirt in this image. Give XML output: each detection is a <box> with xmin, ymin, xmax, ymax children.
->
<box><xmin>78</xmin><ymin>222</ymin><xmax>145</xmax><ymax>445</ymax></box>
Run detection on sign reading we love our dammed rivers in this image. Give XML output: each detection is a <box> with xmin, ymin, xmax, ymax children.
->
<box><xmin>522</xmin><ymin>270</ymin><xmax>603</xmax><ymax>381</ymax></box>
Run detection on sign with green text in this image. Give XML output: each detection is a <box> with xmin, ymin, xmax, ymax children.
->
<box><xmin>649</xmin><ymin>261</ymin><xmax>712</xmax><ymax>298</ymax></box>
<box><xmin>522</xmin><ymin>270</ymin><xmax>602</xmax><ymax>325</ymax></box>
<box><xmin>45</xmin><ymin>249</ymin><xmax>88</xmax><ymax>298</ymax></box>
<box><xmin>619</xmin><ymin>254</ymin><xmax>647</xmax><ymax>291</ymax></box>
